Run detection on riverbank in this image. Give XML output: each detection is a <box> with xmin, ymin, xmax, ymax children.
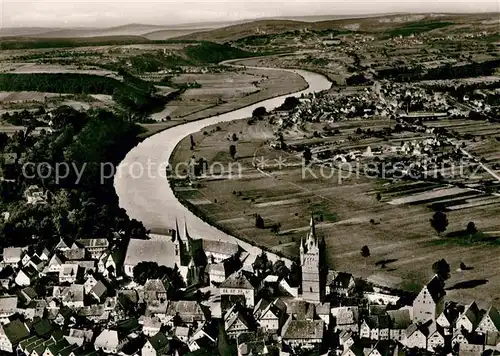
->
<box><xmin>139</xmin><ymin>65</ymin><xmax>309</xmax><ymax>138</ymax></box>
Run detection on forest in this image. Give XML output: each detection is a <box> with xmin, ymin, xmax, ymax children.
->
<box><xmin>0</xmin><ymin>107</ymin><xmax>148</xmax><ymax>250</ymax></box>
<box><xmin>0</xmin><ymin>72</ymin><xmax>168</xmax><ymax>114</ymax></box>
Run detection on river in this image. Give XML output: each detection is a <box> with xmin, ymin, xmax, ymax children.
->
<box><xmin>113</xmin><ymin>65</ymin><xmax>332</xmax><ymax>262</ymax></box>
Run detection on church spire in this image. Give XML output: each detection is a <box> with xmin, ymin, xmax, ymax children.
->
<box><xmin>299</xmin><ymin>235</ymin><xmax>305</xmax><ymax>264</ymax></box>
<box><xmin>184</xmin><ymin>216</ymin><xmax>191</xmax><ymax>252</ymax></box>
<box><xmin>306</xmin><ymin>215</ymin><xmax>317</xmax><ymax>246</ymax></box>
<box><xmin>174</xmin><ymin>217</ymin><xmax>181</xmax><ymax>242</ymax></box>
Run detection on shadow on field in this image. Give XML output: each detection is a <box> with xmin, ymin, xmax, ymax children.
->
<box><xmin>446</xmin><ymin>279</ymin><xmax>489</xmax><ymax>291</ymax></box>
<box><xmin>461</xmin><ymin>266</ymin><xmax>474</xmax><ymax>271</ymax></box>
<box><xmin>375</xmin><ymin>259</ymin><xmax>398</xmax><ymax>267</ymax></box>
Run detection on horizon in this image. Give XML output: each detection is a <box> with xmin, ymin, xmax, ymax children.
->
<box><xmin>2</xmin><ymin>0</ymin><xmax>499</xmax><ymax>29</ymax></box>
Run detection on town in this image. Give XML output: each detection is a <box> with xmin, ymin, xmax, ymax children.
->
<box><xmin>0</xmin><ymin>6</ymin><xmax>499</xmax><ymax>356</ymax></box>
<box><xmin>0</xmin><ymin>213</ymin><xmax>499</xmax><ymax>356</ymax></box>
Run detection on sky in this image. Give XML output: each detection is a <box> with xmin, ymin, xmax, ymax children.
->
<box><xmin>2</xmin><ymin>0</ymin><xmax>499</xmax><ymax>28</ymax></box>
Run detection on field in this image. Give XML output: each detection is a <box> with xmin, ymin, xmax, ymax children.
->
<box><xmin>142</xmin><ymin>67</ymin><xmax>308</xmax><ymax>135</ymax></box>
<box><xmin>171</xmin><ymin>115</ymin><xmax>500</xmax><ymax>308</ymax></box>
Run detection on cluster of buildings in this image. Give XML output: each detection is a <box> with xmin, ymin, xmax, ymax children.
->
<box><xmin>0</xmin><ymin>215</ymin><xmax>499</xmax><ymax>356</ymax></box>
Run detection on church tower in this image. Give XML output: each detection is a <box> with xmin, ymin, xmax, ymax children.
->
<box><xmin>171</xmin><ymin>218</ymin><xmax>185</xmax><ymax>268</ymax></box>
<box><xmin>300</xmin><ymin>216</ymin><xmax>321</xmax><ymax>302</ymax></box>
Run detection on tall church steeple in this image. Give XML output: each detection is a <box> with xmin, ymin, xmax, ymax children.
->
<box><xmin>305</xmin><ymin>215</ymin><xmax>319</xmax><ymax>253</ymax></box>
<box><xmin>174</xmin><ymin>218</ymin><xmax>180</xmax><ymax>242</ymax></box>
<box><xmin>184</xmin><ymin>217</ymin><xmax>192</xmax><ymax>252</ymax></box>
<box><xmin>300</xmin><ymin>215</ymin><xmax>322</xmax><ymax>303</ymax></box>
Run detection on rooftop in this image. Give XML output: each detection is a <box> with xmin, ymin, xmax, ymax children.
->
<box><xmin>220</xmin><ymin>271</ymin><xmax>255</xmax><ymax>290</ymax></box>
<box><xmin>201</xmin><ymin>239</ymin><xmax>239</xmax><ymax>256</ymax></box>
<box><xmin>124</xmin><ymin>239</ymin><xmax>178</xmax><ymax>268</ymax></box>
<box><xmin>282</xmin><ymin>319</ymin><xmax>324</xmax><ymax>340</ymax></box>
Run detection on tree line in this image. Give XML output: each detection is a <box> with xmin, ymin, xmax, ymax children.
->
<box><xmin>0</xmin><ymin>72</ymin><xmax>169</xmax><ymax>114</ymax></box>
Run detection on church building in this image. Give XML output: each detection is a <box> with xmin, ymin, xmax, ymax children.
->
<box><xmin>300</xmin><ymin>217</ymin><xmax>324</xmax><ymax>303</ymax></box>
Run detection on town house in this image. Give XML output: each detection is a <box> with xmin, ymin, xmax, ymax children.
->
<box><xmin>281</xmin><ymin>315</ymin><xmax>324</xmax><ymax>350</ymax></box>
<box><xmin>412</xmin><ymin>276</ymin><xmax>445</xmax><ymax>323</ymax></box>
<box><xmin>476</xmin><ymin>306</ymin><xmax>500</xmax><ymax>334</ymax></box>
<box><xmin>220</xmin><ymin>271</ymin><xmax>257</xmax><ymax>308</ymax></box>
<box><xmin>455</xmin><ymin>301</ymin><xmax>481</xmax><ymax>333</ymax></box>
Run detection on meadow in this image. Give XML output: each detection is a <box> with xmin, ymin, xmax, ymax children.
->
<box><xmin>171</xmin><ymin>116</ymin><xmax>500</xmax><ymax>308</ymax></box>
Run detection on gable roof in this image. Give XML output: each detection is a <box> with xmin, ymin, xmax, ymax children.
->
<box><xmin>90</xmin><ymin>281</ymin><xmax>107</xmax><ymax>298</ymax></box>
<box><xmin>166</xmin><ymin>301</ymin><xmax>205</xmax><ymax>317</ymax></box>
<box><xmin>253</xmin><ymin>299</ymin><xmax>270</xmax><ymax>319</ymax></box>
<box><xmin>48</xmin><ymin>254</ymin><xmax>63</xmax><ymax>266</ymax></box>
<box><xmin>220</xmin><ymin>271</ymin><xmax>255</xmax><ymax>290</ymax></box>
<box><xmin>62</xmin><ymin>247</ymin><xmax>85</xmax><ymax>261</ymax></box>
<box><xmin>282</xmin><ymin>318</ymin><xmax>324</xmax><ymax>340</ymax></box>
<box><xmin>95</xmin><ymin>329</ymin><xmax>119</xmax><ymax>348</ymax></box>
<box><xmin>76</xmin><ymin>238</ymin><xmax>109</xmax><ymax>249</ymax></box>
<box><xmin>481</xmin><ymin>306</ymin><xmax>500</xmax><ymax>331</ymax></box>
<box><xmin>21</xmin><ymin>265</ymin><xmax>38</xmax><ymax>279</ymax></box>
<box><xmin>315</xmin><ymin>302</ymin><xmax>330</xmax><ymax>315</ymax></box>
<box><xmin>225</xmin><ymin>311</ymin><xmax>251</xmax><ymax>332</ymax></box>
<box><xmin>55</xmin><ymin>239</ymin><xmax>69</xmax><ymax>250</ymax></box>
<box><xmin>201</xmin><ymin>239</ymin><xmax>239</xmax><ymax>256</ymax></box>
<box><xmin>144</xmin><ymin>279</ymin><xmax>167</xmax><ymax>294</ymax></box>
<box><xmin>332</xmin><ymin>272</ymin><xmax>354</xmax><ymax>289</ymax></box>
<box><xmin>124</xmin><ymin>239</ymin><xmax>178</xmax><ymax>268</ymax></box>
<box><xmin>47</xmin><ymin>339</ymin><xmax>70</xmax><ymax>355</ymax></box>
<box><xmin>460</xmin><ymin>301</ymin><xmax>481</xmax><ymax>327</ymax></box>
<box><xmin>424</xmin><ymin>275</ymin><xmax>446</xmax><ymax>303</ymax></box>
<box><xmin>333</xmin><ymin>306</ymin><xmax>359</xmax><ymax>325</ymax></box>
<box><xmin>405</xmin><ymin>323</ymin><xmax>422</xmax><ymax>339</ymax></box>
<box><xmin>147</xmin><ymin>331</ymin><xmax>169</xmax><ymax>351</ymax></box>
<box><xmin>32</xmin><ymin>318</ymin><xmax>53</xmax><ymax>337</ymax></box>
<box><xmin>3</xmin><ymin>319</ymin><xmax>30</xmax><ymax>345</ymax></box>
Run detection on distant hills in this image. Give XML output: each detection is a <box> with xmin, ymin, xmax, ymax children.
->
<box><xmin>0</xmin><ymin>23</ymin><xmax>216</xmax><ymax>40</ymax></box>
<box><xmin>172</xmin><ymin>13</ymin><xmax>500</xmax><ymax>42</ymax></box>
<box><xmin>2</xmin><ymin>12</ymin><xmax>498</xmax><ymax>42</ymax></box>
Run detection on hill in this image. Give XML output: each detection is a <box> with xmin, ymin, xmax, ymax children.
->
<box><xmin>173</xmin><ymin>20</ymin><xmax>309</xmax><ymax>42</ymax></box>
<box><xmin>0</xmin><ymin>27</ymin><xmax>63</xmax><ymax>37</ymax></box>
<box><xmin>0</xmin><ymin>23</ymin><xmax>214</xmax><ymax>39</ymax></box>
<box><xmin>174</xmin><ymin>13</ymin><xmax>500</xmax><ymax>42</ymax></box>
<box><xmin>143</xmin><ymin>28</ymin><xmax>213</xmax><ymax>40</ymax></box>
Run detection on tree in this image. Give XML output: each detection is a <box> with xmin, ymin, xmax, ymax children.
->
<box><xmin>361</xmin><ymin>245</ymin><xmax>370</xmax><ymax>267</ymax></box>
<box><xmin>255</xmin><ymin>214</ymin><xmax>264</xmax><ymax>229</ymax></box>
<box><xmin>432</xmin><ymin>259</ymin><xmax>450</xmax><ymax>281</ymax></box>
<box><xmin>430</xmin><ymin>211</ymin><xmax>448</xmax><ymax>236</ymax></box>
<box><xmin>303</xmin><ymin>147</ymin><xmax>312</xmax><ymax>164</ymax></box>
<box><xmin>376</xmin><ymin>192</ymin><xmax>382</xmax><ymax>202</ymax></box>
<box><xmin>232</xmin><ymin>133</ymin><xmax>238</xmax><ymax>142</ymax></box>
<box><xmin>289</xmin><ymin>261</ymin><xmax>301</xmax><ymax>287</ymax></box>
<box><xmin>466</xmin><ymin>221</ymin><xmax>477</xmax><ymax>235</ymax></box>
<box><xmin>279</xmin><ymin>96</ymin><xmax>300</xmax><ymax>111</ymax></box>
<box><xmin>229</xmin><ymin>144</ymin><xmax>237</xmax><ymax>159</ymax></box>
<box><xmin>253</xmin><ymin>251</ymin><xmax>270</xmax><ymax>277</ymax></box>
<box><xmin>273</xmin><ymin>260</ymin><xmax>289</xmax><ymax>279</ymax></box>
<box><xmin>133</xmin><ymin>261</ymin><xmax>158</xmax><ymax>285</ymax></box>
<box><xmin>190</xmin><ymin>135</ymin><xmax>195</xmax><ymax>149</ymax></box>
<box><xmin>252</xmin><ymin>106</ymin><xmax>267</xmax><ymax>118</ymax></box>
